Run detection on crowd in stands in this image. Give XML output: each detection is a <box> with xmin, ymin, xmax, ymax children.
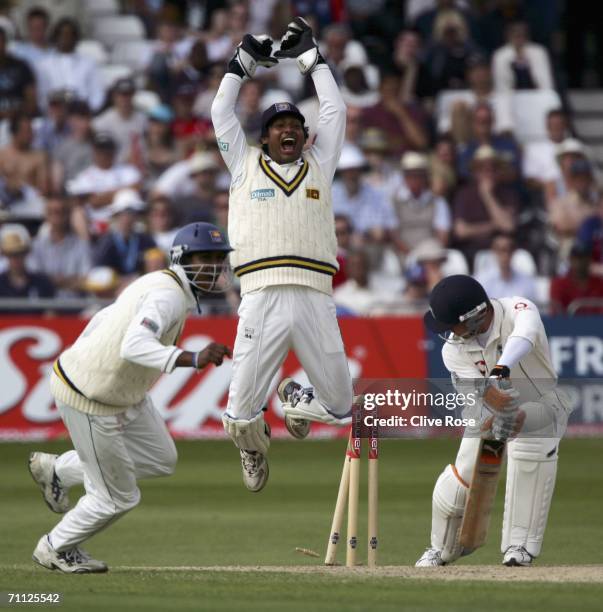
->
<box><xmin>1</xmin><ymin>0</ymin><xmax>602</xmax><ymax>317</ymax></box>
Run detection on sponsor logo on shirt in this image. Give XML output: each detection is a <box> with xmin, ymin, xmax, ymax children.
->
<box><xmin>306</xmin><ymin>188</ymin><xmax>320</xmax><ymax>200</ymax></box>
<box><xmin>217</xmin><ymin>138</ymin><xmax>229</xmax><ymax>152</ymax></box>
<box><xmin>251</xmin><ymin>188</ymin><xmax>275</xmax><ymax>200</ymax></box>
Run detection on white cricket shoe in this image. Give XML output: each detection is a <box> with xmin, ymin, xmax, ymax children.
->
<box><xmin>28</xmin><ymin>452</ymin><xmax>70</xmax><ymax>513</ymax></box>
<box><xmin>239</xmin><ymin>450</ymin><xmax>269</xmax><ymax>492</ymax></box>
<box><xmin>415</xmin><ymin>547</ymin><xmax>446</xmax><ymax>567</ymax></box>
<box><xmin>277</xmin><ymin>377</ymin><xmax>311</xmax><ymax>439</ymax></box>
<box><xmin>503</xmin><ymin>545</ymin><xmax>533</xmax><ymax>567</ymax></box>
<box><xmin>32</xmin><ymin>535</ymin><xmax>108</xmax><ymax>574</ymax></box>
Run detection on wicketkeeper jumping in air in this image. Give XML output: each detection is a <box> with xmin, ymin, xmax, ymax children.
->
<box><xmin>213</xmin><ymin>18</ymin><xmax>353</xmax><ymax>492</ymax></box>
<box><xmin>416</xmin><ymin>275</ymin><xmax>572</xmax><ymax>567</ymax></box>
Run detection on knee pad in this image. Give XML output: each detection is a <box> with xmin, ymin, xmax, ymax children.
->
<box><xmin>502</xmin><ymin>437</ymin><xmax>559</xmax><ymax>558</ymax></box>
<box><xmin>432</xmin><ymin>464</ymin><xmax>469</xmax><ymax>563</ymax></box>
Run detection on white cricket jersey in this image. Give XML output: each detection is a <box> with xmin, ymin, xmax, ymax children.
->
<box><xmin>51</xmin><ymin>266</ymin><xmax>196</xmax><ymax>416</ymax></box>
<box><xmin>442</xmin><ymin>297</ymin><xmax>559</xmax><ymax>400</ymax></box>
<box><xmin>211</xmin><ymin>66</ymin><xmax>346</xmax><ymax>295</ymax></box>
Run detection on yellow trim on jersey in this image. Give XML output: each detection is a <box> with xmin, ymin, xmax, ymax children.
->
<box><xmin>162</xmin><ymin>269</ymin><xmax>185</xmax><ymax>291</ymax></box>
<box><xmin>258</xmin><ymin>155</ymin><xmax>309</xmax><ymax>196</ymax></box>
<box><xmin>234</xmin><ymin>255</ymin><xmax>337</xmax><ymax>277</ymax></box>
<box><xmin>53</xmin><ymin>359</ymin><xmax>85</xmax><ymax>397</ymax></box>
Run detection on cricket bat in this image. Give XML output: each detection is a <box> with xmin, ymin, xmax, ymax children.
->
<box><xmin>458</xmin><ymin>437</ymin><xmax>506</xmax><ymax>555</ymax></box>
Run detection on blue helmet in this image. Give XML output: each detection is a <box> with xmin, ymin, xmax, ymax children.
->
<box><xmin>170</xmin><ymin>222</ymin><xmax>233</xmax><ymax>294</ymax></box>
<box><xmin>170</xmin><ymin>222</ymin><xmax>232</xmax><ymax>261</ymax></box>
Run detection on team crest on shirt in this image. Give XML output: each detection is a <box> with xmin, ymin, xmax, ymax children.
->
<box><xmin>251</xmin><ymin>188</ymin><xmax>275</xmax><ymax>201</ymax></box>
<box><xmin>474</xmin><ymin>359</ymin><xmax>487</xmax><ymax>375</ymax></box>
<box><xmin>306</xmin><ymin>188</ymin><xmax>320</xmax><ymax>200</ymax></box>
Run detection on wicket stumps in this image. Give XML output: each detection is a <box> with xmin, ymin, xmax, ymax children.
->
<box><xmin>324</xmin><ymin>401</ymin><xmax>379</xmax><ymax>567</ymax></box>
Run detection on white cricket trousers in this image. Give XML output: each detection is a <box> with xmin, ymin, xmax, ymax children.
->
<box><xmin>227</xmin><ymin>285</ymin><xmax>353</xmax><ymax>419</ymax></box>
<box><xmin>49</xmin><ymin>396</ymin><xmax>177</xmax><ymax>552</ymax></box>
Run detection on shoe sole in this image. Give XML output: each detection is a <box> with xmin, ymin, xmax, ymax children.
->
<box><xmin>28</xmin><ymin>453</ymin><xmax>65</xmax><ymax>514</ymax></box>
<box><xmin>277</xmin><ymin>377</ymin><xmax>294</xmax><ymax>403</ymax></box>
<box><xmin>278</xmin><ymin>378</ymin><xmax>311</xmax><ymax>439</ymax></box>
<box><xmin>503</xmin><ymin>559</ymin><xmax>531</xmax><ymax>567</ymax></box>
<box><xmin>284</xmin><ymin>415</ymin><xmax>311</xmax><ymax>439</ymax></box>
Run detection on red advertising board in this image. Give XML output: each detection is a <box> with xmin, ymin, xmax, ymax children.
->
<box><xmin>0</xmin><ymin>316</ymin><xmax>427</xmax><ymax>440</ymax></box>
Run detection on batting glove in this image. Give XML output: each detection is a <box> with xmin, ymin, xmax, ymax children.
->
<box><xmin>274</xmin><ymin>17</ymin><xmax>324</xmax><ymax>74</ymax></box>
<box><xmin>227</xmin><ymin>34</ymin><xmax>278</xmax><ymax>79</ymax></box>
<box><xmin>222</xmin><ymin>411</ymin><xmax>271</xmax><ymax>454</ymax></box>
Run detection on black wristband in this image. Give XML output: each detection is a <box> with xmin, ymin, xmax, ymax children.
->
<box><xmin>489</xmin><ymin>364</ymin><xmax>511</xmax><ymax>378</ymax></box>
<box><xmin>227</xmin><ymin>57</ymin><xmax>245</xmax><ymax>78</ymax></box>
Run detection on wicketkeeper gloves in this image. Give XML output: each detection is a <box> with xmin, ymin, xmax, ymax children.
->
<box><xmin>227</xmin><ymin>34</ymin><xmax>278</xmax><ymax>79</ymax></box>
<box><xmin>274</xmin><ymin>17</ymin><xmax>325</xmax><ymax>74</ymax></box>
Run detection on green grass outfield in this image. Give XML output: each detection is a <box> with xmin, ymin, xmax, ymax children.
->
<box><xmin>1</xmin><ymin>438</ymin><xmax>602</xmax><ymax>611</ymax></box>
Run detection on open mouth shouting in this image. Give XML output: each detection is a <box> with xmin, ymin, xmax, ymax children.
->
<box><xmin>280</xmin><ymin>135</ymin><xmax>297</xmax><ymax>156</ymax></box>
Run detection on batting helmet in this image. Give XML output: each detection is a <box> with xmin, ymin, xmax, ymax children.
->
<box><xmin>424</xmin><ymin>275</ymin><xmax>491</xmax><ymax>336</ymax></box>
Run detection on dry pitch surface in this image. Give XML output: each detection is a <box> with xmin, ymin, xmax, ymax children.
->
<box><xmin>114</xmin><ymin>564</ymin><xmax>603</xmax><ymax>583</ymax></box>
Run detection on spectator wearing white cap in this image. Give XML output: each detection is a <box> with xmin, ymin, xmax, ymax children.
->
<box><xmin>0</xmin><ymin>223</ymin><xmax>55</xmax><ymax>310</ymax></box>
<box><xmin>68</xmin><ymin>132</ymin><xmax>142</xmax><ymax>237</ymax></box>
<box><xmin>452</xmin><ymin>144</ymin><xmax>519</xmax><ymax>266</ymax></box>
<box><xmin>547</xmin><ymin>138</ymin><xmax>589</xmax><ymax>204</ymax></box>
<box><xmin>339</xmin><ymin>58</ymin><xmax>380</xmax><ymax>108</ymax></box>
<box><xmin>407</xmin><ymin>237</ymin><xmax>448</xmax><ymax>291</ymax></box>
<box><xmin>332</xmin><ymin>144</ymin><xmax>397</xmax><ymax>243</ymax></box>
<box><xmin>390</xmin><ymin>152</ymin><xmax>452</xmax><ymax>258</ymax></box>
<box><xmin>93</xmin><ymin>78</ymin><xmax>147</xmax><ymax>164</ymax></box>
<box><xmin>30</xmin><ymin>196</ymin><xmax>92</xmax><ymax>298</ymax></box>
<box><xmin>93</xmin><ymin>189</ymin><xmax>156</xmax><ymax>278</ymax></box>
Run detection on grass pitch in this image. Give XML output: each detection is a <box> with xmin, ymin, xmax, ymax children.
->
<box><xmin>1</xmin><ymin>438</ymin><xmax>602</xmax><ymax>611</ymax></box>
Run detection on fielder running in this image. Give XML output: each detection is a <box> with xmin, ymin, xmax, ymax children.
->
<box><xmin>29</xmin><ymin>222</ymin><xmax>232</xmax><ymax>573</ymax></box>
<box><xmin>212</xmin><ymin>18</ymin><xmax>353</xmax><ymax>492</ymax></box>
<box><xmin>416</xmin><ymin>274</ymin><xmax>571</xmax><ymax>567</ymax></box>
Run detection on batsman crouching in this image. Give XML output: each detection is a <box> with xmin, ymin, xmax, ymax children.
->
<box><xmin>212</xmin><ymin>18</ymin><xmax>353</xmax><ymax>493</ymax></box>
<box><xmin>416</xmin><ymin>275</ymin><xmax>572</xmax><ymax>568</ymax></box>
<box><xmin>29</xmin><ymin>222</ymin><xmax>232</xmax><ymax>573</ymax></box>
